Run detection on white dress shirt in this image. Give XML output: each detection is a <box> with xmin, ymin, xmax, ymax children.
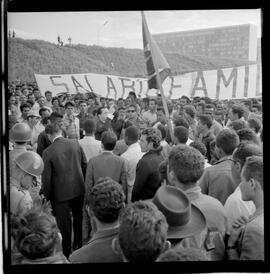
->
<box><xmin>121</xmin><ymin>142</ymin><xmax>144</xmax><ymax>202</ymax></box>
<box><xmin>224</xmin><ymin>186</ymin><xmax>256</xmax><ymax>233</ymax></box>
<box><xmin>78</xmin><ymin>135</ymin><xmax>102</xmax><ymax>162</ymax></box>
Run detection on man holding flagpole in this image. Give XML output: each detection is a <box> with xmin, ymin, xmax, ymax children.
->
<box><xmin>141</xmin><ymin>11</ymin><xmax>173</xmax><ymax>142</ymax></box>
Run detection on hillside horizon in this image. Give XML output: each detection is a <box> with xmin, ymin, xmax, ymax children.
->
<box><xmin>8</xmin><ymin>37</ymin><xmax>259</xmax><ymax>83</ymax></box>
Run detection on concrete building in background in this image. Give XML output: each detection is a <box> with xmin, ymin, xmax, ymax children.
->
<box><xmin>153</xmin><ymin>24</ymin><xmax>258</xmax><ymax>62</ymax></box>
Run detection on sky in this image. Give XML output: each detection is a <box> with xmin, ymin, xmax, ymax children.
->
<box><xmin>8</xmin><ymin>10</ymin><xmax>261</xmax><ymax>49</ymax></box>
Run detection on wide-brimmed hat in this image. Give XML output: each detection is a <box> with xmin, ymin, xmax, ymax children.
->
<box><xmin>152</xmin><ymin>185</ymin><xmax>206</xmax><ymax>240</ymax></box>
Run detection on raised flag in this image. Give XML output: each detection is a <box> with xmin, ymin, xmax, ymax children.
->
<box><xmin>141</xmin><ymin>11</ymin><xmax>171</xmax><ymax>89</ymax></box>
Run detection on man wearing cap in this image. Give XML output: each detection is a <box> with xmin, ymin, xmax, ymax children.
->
<box><xmin>10</xmin><ymin>151</ymin><xmax>44</xmax><ymax>216</ymax></box>
<box><xmin>27</xmin><ymin>110</ymin><xmax>45</xmax><ymax>152</ymax></box>
<box><xmin>166</xmin><ymin>145</ymin><xmax>227</xmax><ymax>260</ymax></box>
<box><xmin>9</xmin><ymin>123</ymin><xmax>32</xmax><ymax>174</ymax></box>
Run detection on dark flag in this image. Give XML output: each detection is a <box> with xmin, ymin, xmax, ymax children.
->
<box><xmin>141</xmin><ymin>11</ymin><xmax>171</xmax><ymax>89</ymax></box>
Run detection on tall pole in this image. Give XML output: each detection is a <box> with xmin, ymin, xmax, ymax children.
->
<box><xmin>97</xmin><ymin>20</ymin><xmax>108</xmax><ymax>46</ymax></box>
<box><xmin>141</xmin><ymin>11</ymin><xmax>174</xmax><ymax>142</ymax></box>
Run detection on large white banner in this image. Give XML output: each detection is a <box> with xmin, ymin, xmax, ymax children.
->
<box><xmin>35</xmin><ymin>63</ymin><xmax>261</xmax><ymax>99</ymax></box>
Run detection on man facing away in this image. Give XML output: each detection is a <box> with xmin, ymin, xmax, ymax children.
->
<box><xmin>167</xmin><ymin>145</ymin><xmax>228</xmax><ymax>260</ymax></box>
<box><xmin>199</xmin><ymin>129</ymin><xmax>240</xmax><ymax>205</ymax></box>
<box><xmin>78</xmin><ymin>119</ymin><xmax>102</xmax><ymax>163</ymax></box>
<box><xmin>69</xmin><ymin>178</ymin><xmax>125</xmax><ymax>263</ymax></box>
<box><xmin>227</xmin><ymin>156</ymin><xmax>264</xmax><ymax>260</ymax></box>
<box><xmin>83</xmin><ymin>131</ymin><xmax>128</xmax><ymax>243</ymax></box>
<box><xmin>121</xmin><ymin>126</ymin><xmax>144</xmax><ymax>203</ymax></box>
<box><xmin>41</xmin><ymin>123</ymin><xmax>87</xmax><ymax>258</ymax></box>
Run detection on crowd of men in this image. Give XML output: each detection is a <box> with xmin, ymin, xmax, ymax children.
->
<box><xmin>7</xmin><ymin>81</ymin><xmax>263</xmax><ymax>264</ymax></box>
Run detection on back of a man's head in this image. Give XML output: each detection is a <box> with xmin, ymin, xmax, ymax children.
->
<box><xmin>198</xmin><ymin>114</ymin><xmax>213</xmax><ymax>129</ymax></box>
<box><xmin>101</xmin><ymin>131</ymin><xmax>117</xmax><ymax>151</ymax></box>
<box><xmin>49</xmin><ymin>111</ymin><xmax>63</xmax><ymax>123</ymax></box>
<box><xmin>236</xmin><ymin>128</ymin><xmax>260</xmax><ymax>145</ymax></box>
<box><xmin>233</xmin><ymin>142</ymin><xmax>263</xmax><ymax>169</ymax></box>
<box><xmin>168</xmin><ymin>145</ymin><xmax>205</xmax><ymax>186</ymax></box>
<box><xmin>45</xmin><ymin>123</ymin><xmax>61</xmax><ymax>136</ymax></box>
<box><xmin>241</xmin><ymin>155</ymin><xmax>263</xmax><ymax>191</ymax></box>
<box><xmin>183</xmin><ymin>105</ymin><xmax>196</xmax><ymax>119</ymax></box>
<box><xmin>83</xmin><ymin>119</ymin><xmax>96</xmax><ymax>135</ymax></box>
<box><xmin>247</xmin><ymin>118</ymin><xmax>262</xmax><ymax>134</ymax></box>
<box><xmin>173</xmin><ymin>115</ymin><xmax>189</xmax><ymax>129</ymax></box>
<box><xmin>11</xmin><ymin>199</ymin><xmax>60</xmax><ymax>260</ymax></box>
<box><xmin>157</xmin><ymin>124</ymin><xmax>167</xmax><ymax>141</ymax></box>
<box><xmin>216</xmin><ymin>129</ymin><xmax>240</xmax><ymax>156</ymax></box>
<box><xmin>157</xmin><ymin>247</ymin><xmax>209</xmax><ymax>262</ymax></box>
<box><xmin>189</xmin><ymin>141</ymin><xmax>207</xmax><ymax>157</ymax></box>
<box><xmin>118</xmin><ymin>201</ymin><xmax>168</xmax><ymax>262</ymax></box>
<box><xmin>230</xmin><ymin>119</ymin><xmax>247</xmax><ymax>132</ymax></box>
<box><xmin>86</xmin><ymin>178</ymin><xmax>125</xmax><ymax>223</ymax></box>
<box><xmin>174</xmin><ymin>126</ymin><xmax>189</xmax><ymax>144</ymax></box>
<box><xmin>124</xmin><ymin>126</ymin><xmax>140</xmax><ymax>145</ymax></box>
<box><xmin>232</xmin><ymin>105</ymin><xmax>244</xmax><ymax>119</ymax></box>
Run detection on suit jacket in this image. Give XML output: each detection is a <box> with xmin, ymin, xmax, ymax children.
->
<box><xmin>85</xmin><ymin>151</ymin><xmax>127</xmax><ymax>197</ymax></box>
<box><xmin>41</xmin><ymin>137</ymin><xmax>87</xmax><ymax>203</ymax></box>
<box><xmin>131</xmin><ymin>147</ymin><xmax>164</xmax><ymax>202</ymax></box>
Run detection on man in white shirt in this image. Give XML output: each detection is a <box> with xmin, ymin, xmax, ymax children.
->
<box><xmin>121</xmin><ymin>126</ymin><xmax>144</xmax><ymax>203</ymax></box>
<box><xmin>142</xmin><ymin>98</ymin><xmax>157</xmax><ymax>126</ymax></box>
<box><xmin>78</xmin><ymin>119</ymin><xmax>102</xmax><ymax>162</ymax></box>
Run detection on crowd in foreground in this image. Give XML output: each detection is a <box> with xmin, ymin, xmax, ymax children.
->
<box><xmin>7</xmin><ymin>81</ymin><xmax>263</xmax><ymax>264</ymax></box>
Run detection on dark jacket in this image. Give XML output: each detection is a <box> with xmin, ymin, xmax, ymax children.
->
<box><xmin>95</xmin><ymin>118</ymin><xmax>112</xmax><ymax>141</ymax></box>
<box><xmin>131</xmin><ymin>147</ymin><xmax>164</xmax><ymax>202</ymax></box>
<box><xmin>41</xmin><ymin>137</ymin><xmax>87</xmax><ymax>203</ymax></box>
<box><xmin>37</xmin><ymin>129</ymin><xmax>67</xmax><ymax>157</ymax></box>
<box><xmin>201</xmin><ymin>131</ymin><xmax>216</xmax><ymax>163</ymax></box>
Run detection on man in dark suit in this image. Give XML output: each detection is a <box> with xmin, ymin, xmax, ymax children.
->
<box><xmin>131</xmin><ymin>128</ymin><xmax>164</xmax><ymax>202</ymax></box>
<box><xmin>36</xmin><ymin>111</ymin><xmax>66</xmax><ymax>157</ymax></box>
<box><xmin>41</xmin><ymin>123</ymin><xmax>87</xmax><ymax>258</ymax></box>
<box><xmin>83</xmin><ymin>131</ymin><xmax>127</xmax><ymax>243</ymax></box>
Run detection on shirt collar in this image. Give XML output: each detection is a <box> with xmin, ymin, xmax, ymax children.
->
<box><xmin>184</xmin><ymin>185</ymin><xmax>202</xmax><ymax>200</ymax></box>
<box><xmin>88</xmin><ymin>226</ymin><xmax>119</xmax><ymax>244</ymax></box>
<box><xmin>53</xmin><ymin>135</ymin><xmax>63</xmax><ymax>143</ymax></box>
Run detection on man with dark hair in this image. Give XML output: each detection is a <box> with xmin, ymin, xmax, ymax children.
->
<box><xmin>157</xmin><ymin>124</ymin><xmax>171</xmax><ymax>159</ymax></box>
<box><xmin>11</xmin><ymin>197</ymin><xmax>68</xmax><ymax>264</ymax></box>
<box><xmin>204</xmin><ymin>104</ymin><xmax>224</xmax><ymax>137</ymax></box>
<box><xmin>78</xmin><ymin>119</ymin><xmax>102</xmax><ymax>162</ymax></box>
<box><xmin>121</xmin><ymin>126</ymin><xmax>144</xmax><ymax>203</ymax></box>
<box><xmin>84</xmin><ymin>131</ymin><xmax>127</xmax><ymax>242</ymax></box>
<box><xmin>199</xmin><ymin>129</ymin><xmax>240</xmax><ymax>205</ymax></box>
<box><xmin>167</xmin><ymin>145</ymin><xmax>227</xmax><ymax>260</ymax></box>
<box><xmin>173</xmin><ymin>126</ymin><xmax>189</xmax><ymax>145</ymax></box>
<box><xmin>41</xmin><ymin>123</ymin><xmax>87</xmax><ymax>258</ymax></box>
<box><xmin>17</xmin><ymin>103</ymin><xmax>31</xmax><ymax>123</ymax></box>
<box><xmin>196</xmin><ymin>102</ymin><xmax>206</xmax><ymax>116</ymax></box>
<box><xmin>125</xmin><ymin>104</ymin><xmax>147</xmax><ymax>131</ymax></box>
<box><xmin>112</xmin><ymin>201</ymin><xmax>170</xmax><ymax>262</ymax></box>
<box><xmin>36</xmin><ymin>112</ymin><xmax>66</xmax><ymax>157</ymax></box>
<box><xmin>69</xmin><ymin>178</ymin><xmax>125</xmax><ymax>263</ymax></box>
<box><xmin>224</xmin><ymin>142</ymin><xmax>262</xmax><ymax>232</ymax></box>
<box><xmin>111</xmin><ymin>107</ymin><xmax>126</xmax><ymax>140</ymax></box>
<box><xmin>226</xmin><ymin>105</ymin><xmax>245</xmax><ymax>127</ymax></box>
<box><xmin>247</xmin><ymin>117</ymin><xmax>262</xmax><ymax>136</ymax></box>
<box><xmin>189</xmin><ymin>141</ymin><xmax>211</xmax><ymax>168</ymax></box>
<box><xmin>237</xmin><ymin>128</ymin><xmax>260</xmax><ymax>145</ymax></box>
<box><xmin>157</xmin><ymin>247</ymin><xmax>209</xmax><ymax>261</ymax></box>
<box><xmin>44</xmin><ymin>90</ymin><xmax>53</xmax><ymax>108</ymax></box>
<box><xmin>197</xmin><ymin>114</ymin><xmax>215</xmax><ymax>163</ymax></box>
<box><xmin>131</xmin><ymin>128</ymin><xmax>164</xmax><ymax>202</ymax></box>
<box><xmin>227</xmin><ymin>156</ymin><xmax>264</xmax><ymax>260</ymax></box>
<box><xmin>77</xmin><ymin>100</ymin><xmax>93</xmax><ymax>139</ymax></box>
<box><xmin>63</xmin><ymin>101</ymin><xmax>80</xmax><ymax>140</ymax></box>
<box><xmin>229</xmin><ymin>119</ymin><xmax>247</xmax><ymax>132</ymax></box>
<box><xmin>95</xmin><ymin>106</ymin><xmax>113</xmax><ymax>140</ymax></box>
<box><xmin>142</xmin><ymin>98</ymin><xmax>157</xmax><ymax>126</ymax></box>
<box><xmin>183</xmin><ymin>104</ymin><xmax>197</xmax><ymax>141</ymax></box>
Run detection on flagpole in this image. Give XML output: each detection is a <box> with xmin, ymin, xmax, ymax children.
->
<box><xmin>141</xmin><ymin>11</ymin><xmax>174</xmax><ymax>143</ymax></box>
